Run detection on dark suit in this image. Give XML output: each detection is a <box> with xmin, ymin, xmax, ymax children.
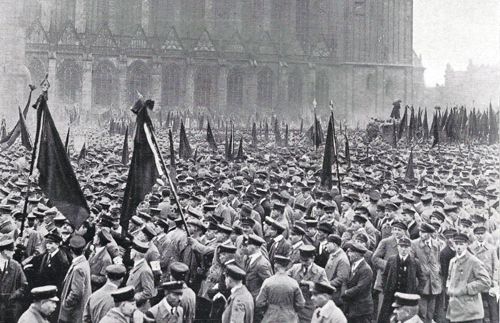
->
<box><xmin>83</xmin><ymin>282</ymin><xmax>118</xmax><ymax>323</ymax></box>
<box><xmin>315</xmin><ymin>241</ymin><xmax>330</xmax><ymax>268</ymax></box>
<box><xmin>377</xmin><ymin>255</ymin><xmax>425</xmax><ymax>323</ymax></box>
<box><xmin>30</xmin><ymin>249</ymin><xmax>71</xmax><ymax>294</ymax></box>
<box><xmin>342</xmin><ymin>259</ymin><xmax>373</xmax><ymax>323</ymax></box>
<box><xmin>268</xmin><ymin>236</ymin><xmax>291</xmax><ymax>264</ymax></box>
<box><xmin>245</xmin><ymin>253</ymin><xmax>273</xmax><ymax>299</ymax></box>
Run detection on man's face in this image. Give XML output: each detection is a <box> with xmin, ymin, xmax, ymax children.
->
<box><xmin>290</xmin><ymin>233</ymin><xmax>301</xmax><ymax>244</ymax></box>
<box><xmin>307</xmin><ymin>227</ymin><xmax>317</xmax><ymax>236</ymax></box>
<box><xmin>39</xmin><ymin>300</ymin><xmax>58</xmax><ymax>316</ymax></box>
<box><xmin>215</xmin><ymin>232</ymin><xmax>227</xmax><ymax>243</ymax></box>
<box><xmin>346</xmin><ymin>250</ymin><xmax>360</xmax><ymax>263</ymax></box>
<box><xmin>166</xmin><ymin>292</ymin><xmax>182</xmax><ymax>307</ymax></box>
<box><xmin>317</xmin><ymin>230</ymin><xmax>328</xmax><ymax>240</ymax></box>
<box><xmin>392</xmin><ymin>227</ymin><xmax>404</xmax><ymax>239</ymax></box>
<box><xmin>300</xmin><ymin>257</ymin><xmax>314</xmax><ymax>267</ymax></box>
<box><xmin>394</xmin><ymin>306</ymin><xmax>411</xmax><ymax>322</ymax></box>
<box><xmin>120</xmin><ymin>300</ymin><xmax>137</xmax><ymax>317</ymax></box>
<box><xmin>420</xmin><ymin>232</ymin><xmax>431</xmax><ymax>241</ymax></box>
<box><xmin>325</xmin><ymin>242</ymin><xmax>336</xmax><ymax>253</ymax></box>
<box><xmin>475</xmin><ymin>232</ymin><xmax>485</xmax><ymax>243</ymax></box>
<box><xmin>311</xmin><ymin>293</ymin><xmax>328</xmax><ymax>308</ymax></box>
<box><xmin>341</xmin><ymin>202</ymin><xmax>351</xmax><ymax>211</ymax></box>
<box><xmin>1</xmin><ymin>249</ymin><xmax>14</xmax><ymax>259</ymax></box>
<box><xmin>397</xmin><ymin>245</ymin><xmax>411</xmax><ymax>258</ymax></box>
<box><xmin>454</xmin><ymin>241</ymin><xmax>468</xmax><ymax>255</ymax></box>
<box><xmin>351</xmin><ymin>221</ymin><xmax>362</xmax><ymax>231</ymax></box>
<box><xmin>268</xmin><ymin>228</ymin><xmax>278</xmax><ymax>238</ymax></box>
<box><xmin>206</xmin><ymin>229</ymin><xmax>216</xmax><ymax>240</ymax></box>
<box><xmin>241</xmin><ymin>226</ymin><xmax>252</xmax><ymax>235</ymax></box>
<box><xmin>46</xmin><ymin>241</ymin><xmax>58</xmax><ymax>253</ymax></box>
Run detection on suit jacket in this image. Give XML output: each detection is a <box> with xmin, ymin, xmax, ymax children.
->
<box><xmin>287</xmin><ymin>262</ymin><xmax>329</xmax><ymax>323</ymax></box>
<box><xmin>315</xmin><ymin>241</ymin><xmax>330</xmax><ymax>268</ymax></box>
<box><xmin>88</xmin><ymin>246</ymin><xmax>112</xmax><ymax>292</ymax></box>
<box><xmin>411</xmin><ymin>238</ymin><xmax>442</xmax><ymax>295</ymax></box>
<box><xmin>148</xmin><ymin>299</ymin><xmax>184</xmax><ymax>323</ymax></box>
<box><xmin>83</xmin><ymin>282</ymin><xmax>118</xmax><ymax>323</ymax></box>
<box><xmin>59</xmin><ymin>255</ymin><xmax>92</xmax><ymax>323</ymax></box>
<box><xmin>221</xmin><ymin>285</ymin><xmax>254</xmax><ymax>323</ymax></box>
<box><xmin>446</xmin><ymin>251</ymin><xmax>491</xmax><ymax>322</ymax></box>
<box><xmin>31</xmin><ymin>248</ymin><xmax>71</xmax><ymax>293</ymax></box>
<box><xmin>381</xmin><ymin>254</ymin><xmax>425</xmax><ymax>295</ymax></box>
<box><xmin>160</xmin><ymin>228</ymin><xmax>188</xmax><ymax>272</ymax></box>
<box><xmin>181</xmin><ymin>285</ymin><xmax>196</xmax><ymax>323</ymax></box>
<box><xmin>342</xmin><ymin>259</ymin><xmax>373</xmax><ymax>318</ymax></box>
<box><xmin>98</xmin><ymin>307</ymin><xmax>130</xmax><ymax>323</ymax></box>
<box><xmin>269</xmin><ymin>236</ymin><xmax>291</xmax><ymax>263</ymax></box>
<box><xmin>324</xmin><ymin>249</ymin><xmax>350</xmax><ymax>302</ymax></box>
<box><xmin>17</xmin><ymin>304</ymin><xmax>49</xmax><ymax>323</ymax></box>
<box><xmin>0</xmin><ymin>259</ymin><xmax>27</xmax><ymax>323</ymax></box>
<box><xmin>469</xmin><ymin>240</ymin><xmax>496</xmax><ymax>283</ymax></box>
<box><xmin>372</xmin><ymin>236</ymin><xmax>399</xmax><ymax>291</ymax></box>
<box><xmin>127</xmin><ymin>259</ymin><xmax>157</xmax><ymax>311</ymax></box>
<box><xmin>245</xmin><ymin>253</ymin><xmax>273</xmax><ymax>298</ymax></box>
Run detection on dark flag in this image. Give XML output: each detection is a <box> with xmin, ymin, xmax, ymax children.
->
<box><xmin>31</xmin><ymin>95</ymin><xmax>89</xmax><ymax>229</ymax></box>
<box><xmin>229</xmin><ymin>125</ymin><xmax>234</xmax><ymax>158</ymax></box>
<box><xmin>344</xmin><ymin>130</ymin><xmax>351</xmax><ymax>170</ymax></box>
<box><xmin>300</xmin><ymin>118</ymin><xmax>303</xmax><ymax>134</ymax></box>
<box><xmin>64</xmin><ymin>127</ymin><xmax>70</xmax><ymax>154</ymax></box>
<box><xmin>274</xmin><ymin>118</ymin><xmax>282</xmax><ymax>145</ymax></box>
<box><xmin>224</xmin><ymin>127</ymin><xmax>229</xmax><ymax>160</ymax></box>
<box><xmin>251</xmin><ymin>122</ymin><xmax>257</xmax><ymax>147</ymax></box>
<box><xmin>18</xmin><ymin>106</ymin><xmax>33</xmax><ymax>150</ymax></box>
<box><xmin>122</xmin><ymin>126</ymin><xmax>129</xmax><ymax>165</ymax></box>
<box><xmin>121</xmin><ymin>99</ymin><xmax>163</xmax><ymax>234</ymax></box>
<box><xmin>77</xmin><ymin>142</ymin><xmax>87</xmax><ymax>163</ymax></box>
<box><xmin>404</xmin><ymin>148</ymin><xmax>415</xmax><ymax>181</ymax></box>
<box><xmin>206</xmin><ymin>121</ymin><xmax>217</xmax><ymax>151</ymax></box>
<box><xmin>314</xmin><ymin>114</ymin><xmax>321</xmax><ymax>149</ymax></box>
<box><xmin>179</xmin><ymin>121</ymin><xmax>192</xmax><ymax>159</ymax></box>
<box><xmin>423</xmin><ymin>108</ymin><xmax>429</xmax><ymax>139</ymax></box>
<box><xmin>408</xmin><ymin>106</ymin><xmax>415</xmax><ymax>141</ymax></box>
<box><xmin>1</xmin><ymin>84</ymin><xmax>35</xmax><ymax>148</ymax></box>
<box><xmin>285</xmin><ymin>124</ymin><xmax>289</xmax><ymax>147</ymax></box>
<box><xmin>236</xmin><ymin>137</ymin><xmax>244</xmax><ymax>160</ymax></box>
<box><xmin>166</xmin><ymin>111</ymin><xmax>171</xmax><ymax>127</ymax></box>
<box><xmin>441</xmin><ymin>108</ymin><xmax>448</xmax><ymax>129</ymax></box>
<box><xmin>168</xmin><ymin>129</ymin><xmax>176</xmax><ymax>169</ymax></box>
<box><xmin>264</xmin><ymin>122</ymin><xmax>269</xmax><ymax>141</ymax></box>
<box><xmin>321</xmin><ymin>115</ymin><xmax>334</xmax><ymax>189</ymax></box>
<box><xmin>489</xmin><ymin>103</ymin><xmax>499</xmax><ymax>145</ymax></box>
<box><xmin>392</xmin><ymin>119</ymin><xmax>398</xmax><ymax>148</ymax></box>
<box><xmin>398</xmin><ymin>106</ymin><xmax>408</xmax><ymax>140</ymax></box>
<box><xmin>431</xmin><ymin>113</ymin><xmax>439</xmax><ymax>148</ymax></box>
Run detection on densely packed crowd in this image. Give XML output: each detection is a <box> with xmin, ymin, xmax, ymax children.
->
<box><xmin>0</xmin><ymin>103</ymin><xmax>498</xmax><ymax>323</ymax></box>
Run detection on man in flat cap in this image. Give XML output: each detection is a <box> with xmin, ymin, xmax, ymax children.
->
<box><xmin>58</xmin><ymin>235</ymin><xmax>92</xmax><ymax>323</ymax></box>
<box><xmin>99</xmin><ymin>286</ymin><xmax>137</xmax><ymax>323</ymax></box>
<box><xmin>243</xmin><ymin>234</ymin><xmax>273</xmax><ymax>299</ymax></box>
<box><xmin>0</xmin><ymin>237</ymin><xmax>27</xmax><ymax>322</ymax></box>
<box><xmin>221</xmin><ymin>265</ymin><xmax>254</xmax><ymax>323</ymax></box>
<box><xmin>378</xmin><ymin>237</ymin><xmax>425</xmax><ymax>323</ymax></box>
<box><xmin>410</xmin><ymin>223</ymin><xmax>441</xmax><ymax>323</ymax></box>
<box><xmin>168</xmin><ymin>262</ymin><xmax>196</xmax><ymax>323</ymax></box>
<box><xmin>391</xmin><ymin>293</ymin><xmax>423</xmax><ymax>323</ymax></box>
<box><xmin>127</xmin><ymin>238</ymin><xmax>157</xmax><ymax>312</ymax></box>
<box><xmin>147</xmin><ymin>281</ymin><xmax>185</xmax><ymax>323</ymax></box>
<box><xmin>310</xmin><ymin>282</ymin><xmax>347</xmax><ymax>323</ymax></box>
<box><xmin>267</xmin><ymin>219</ymin><xmax>291</xmax><ymax>264</ymax></box>
<box><xmin>256</xmin><ymin>255</ymin><xmax>305</xmax><ymax>323</ymax></box>
<box><xmin>469</xmin><ymin>226</ymin><xmax>499</xmax><ymax>323</ymax></box>
<box><xmin>88</xmin><ymin>228</ymin><xmax>113</xmax><ymax>292</ymax></box>
<box><xmin>446</xmin><ymin>233</ymin><xmax>491</xmax><ymax>323</ymax></box>
<box><xmin>342</xmin><ymin>242</ymin><xmax>373</xmax><ymax>323</ymax></box>
<box><xmin>83</xmin><ymin>264</ymin><xmax>126</xmax><ymax>323</ymax></box>
<box><xmin>372</xmin><ymin>221</ymin><xmax>407</xmax><ymax>318</ymax></box>
<box><xmin>287</xmin><ymin>244</ymin><xmax>329</xmax><ymax>323</ymax></box>
<box><xmin>18</xmin><ymin>286</ymin><xmax>59</xmax><ymax>323</ymax></box>
<box><xmin>323</xmin><ymin>234</ymin><xmax>350</xmax><ymax>308</ymax></box>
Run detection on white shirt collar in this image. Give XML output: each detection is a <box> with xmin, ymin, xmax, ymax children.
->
<box><xmin>292</xmin><ymin>241</ymin><xmax>304</xmax><ymax>249</ymax></box>
<box><xmin>274</xmin><ymin>235</ymin><xmax>283</xmax><ymax>243</ymax></box>
<box><xmin>351</xmin><ymin>258</ymin><xmax>364</xmax><ymax>271</ymax></box>
<box><xmin>162</xmin><ymin>297</ymin><xmax>175</xmax><ymax>313</ymax></box>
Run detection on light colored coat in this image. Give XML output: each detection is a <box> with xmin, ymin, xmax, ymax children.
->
<box><xmin>221</xmin><ymin>285</ymin><xmax>254</xmax><ymax>323</ymax></box>
<box><xmin>148</xmin><ymin>299</ymin><xmax>184</xmax><ymax>323</ymax></box>
<box><xmin>411</xmin><ymin>238</ymin><xmax>442</xmax><ymax>295</ymax></box>
<box><xmin>126</xmin><ymin>259</ymin><xmax>157</xmax><ymax>311</ymax></box>
<box><xmin>256</xmin><ymin>272</ymin><xmax>305</xmax><ymax>323</ymax></box>
<box><xmin>324</xmin><ymin>248</ymin><xmax>350</xmax><ymax>302</ymax></box>
<box><xmin>98</xmin><ymin>307</ymin><xmax>129</xmax><ymax>323</ymax></box>
<box><xmin>88</xmin><ymin>246</ymin><xmax>112</xmax><ymax>291</ymax></box>
<box><xmin>83</xmin><ymin>282</ymin><xmax>118</xmax><ymax>323</ymax></box>
<box><xmin>372</xmin><ymin>236</ymin><xmax>399</xmax><ymax>291</ymax></box>
<box><xmin>245</xmin><ymin>253</ymin><xmax>273</xmax><ymax>298</ymax></box>
<box><xmin>446</xmin><ymin>251</ymin><xmax>491</xmax><ymax>322</ymax></box>
<box><xmin>310</xmin><ymin>300</ymin><xmax>347</xmax><ymax>323</ymax></box>
<box><xmin>17</xmin><ymin>305</ymin><xmax>49</xmax><ymax>323</ymax></box>
<box><xmin>58</xmin><ymin>255</ymin><xmax>92</xmax><ymax>323</ymax></box>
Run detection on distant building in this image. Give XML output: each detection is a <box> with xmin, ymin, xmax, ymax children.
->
<box><xmin>425</xmin><ymin>61</ymin><xmax>500</xmax><ymax>109</ymax></box>
<box><xmin>5</xmin><ymin>0</ymin><xmax>425</xmax><ymax>124</ymax></box>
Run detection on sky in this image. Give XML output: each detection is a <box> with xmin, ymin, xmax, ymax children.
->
<box><xmin>413</xmin><ymin>0</ymin><xmax>500</xmax><ymax>86</ymax></box>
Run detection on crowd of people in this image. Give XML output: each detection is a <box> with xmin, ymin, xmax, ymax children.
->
<box><xmin>0</xmin><ymin>97</ymin><xmax>498</xmax><ymax>323</ymax></box>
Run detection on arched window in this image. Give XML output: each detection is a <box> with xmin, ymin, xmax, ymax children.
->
<box><xmin>288</xmin><ymin>68</ymin><xmax>303</xmax><ymax>106</ymax></box>
<box><xmin>28</xmin><ymin>58</ymin><xmax>46</xmax><ymax>86</ymax></box>
<box><xmin>315</xmin><ymin>71</ymin><xmax>329</xmax><ymax>109</ymax></box>
<box><xmin>296</xmin><ymin>0</ymin><xmax>309</xmax><ymax>45</ymax></box>
<box><xmin>195</xmin><ymin>66</ymin><xmax>213</xmax><ymax>108</ymax></box>
<box><xmin>162</xmin><ymin>64</ymin><xmax>181</xmax><ymax>107</ymax></box>
<box><xmin>128</xmin><ymin>61</ymin><xmax>150</xmax><ymax>103</ymax></box>
<box><xmin>227</xmin><ymin>68</ymin><xmax>243</xmax><ymax>109</ymax></box>
<box><xmin>58</xmin><ymin>60</ymin><xmax>81</xmax><ymax>103</ymax></box>
<box><xmin>93</xmin><ymin>61</ymin><xmax>116</xmax><ymax>106</ymax></box>
<box><xmin>257</xmin><ymin>68</ymin><xmax>273</xmax><ymax>108</ymax></box>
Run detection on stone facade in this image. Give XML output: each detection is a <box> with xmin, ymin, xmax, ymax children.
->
<box><xmin>17</xmin><ymin>0</ymin><xmax>424</xmax><ymax>124</ymax></box>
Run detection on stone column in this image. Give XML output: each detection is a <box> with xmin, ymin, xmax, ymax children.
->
<box><xmin>48</xmin><ymin>53</ymin><xmax>58</xmax><ymax>105</ymax></box>
<box><xmin>217</xmin><ymin>65</ymin><xmax>228</xmax><ymax>114</ymax></box>
<box><xmin>142</xmin><ymin>0</ymin><xmax>151</xmax><ymax>36</ymax></box>
<box><xmin>81</xmin><ymin>57</ymin><xmax>92</xmax><ymax>112</ymax></box>
<box><xmin>75</xmin><ymin>0</ymin><xmax>86</xmax><ymax>33</ymax></box>
<box><xmin>118</xmin><ymin>57</ymin><xmax>128</xmax><ymax>109</ymax></box>
<box><xmin>151</xmin><ymin>60</ymin><xmax>162</xmax><ymax>104</ymax></box>
<box><xmin>244</xmin><ymin>67</ymin><xmax>257</xmax><ymax>116</ymax></box>
<box><xmin>185</xmin><ymin>64</ymin><xmax>195</xmax><ymax>109</ymax></box>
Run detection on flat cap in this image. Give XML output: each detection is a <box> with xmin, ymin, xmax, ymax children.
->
<box><xmin>69</xmin><ymin>235</ymin><xmax>86</xmax><ymax>249</ymax></box>
<box><xmin>392</xmin><ymin>292</ymin><xmax>420</xmax><ymax>307</ymax></box>
<box><xmin>31</xmin><ymin>285</ymin><xmax>59</xmax><ymax>302</ymax></box>
<box><xmin>226</xmin><ymin>264</ymin><xmax>246</xmax><ymax>281</ymax></box>
<box><xmin>111</xmin><ymin>286</ymin><xmax>135</xmax><ymax>303</ymax></box>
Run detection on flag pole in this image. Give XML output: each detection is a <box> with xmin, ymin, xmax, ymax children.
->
<box><xmin>330</xmin><ymin>101</ymin><xmax>342</xmax><ymax>195</ymax></box>
<box><xmin>148</xmin><ymin>122</ymin><xmax>190</xmax><ymax>237</ymax></box>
